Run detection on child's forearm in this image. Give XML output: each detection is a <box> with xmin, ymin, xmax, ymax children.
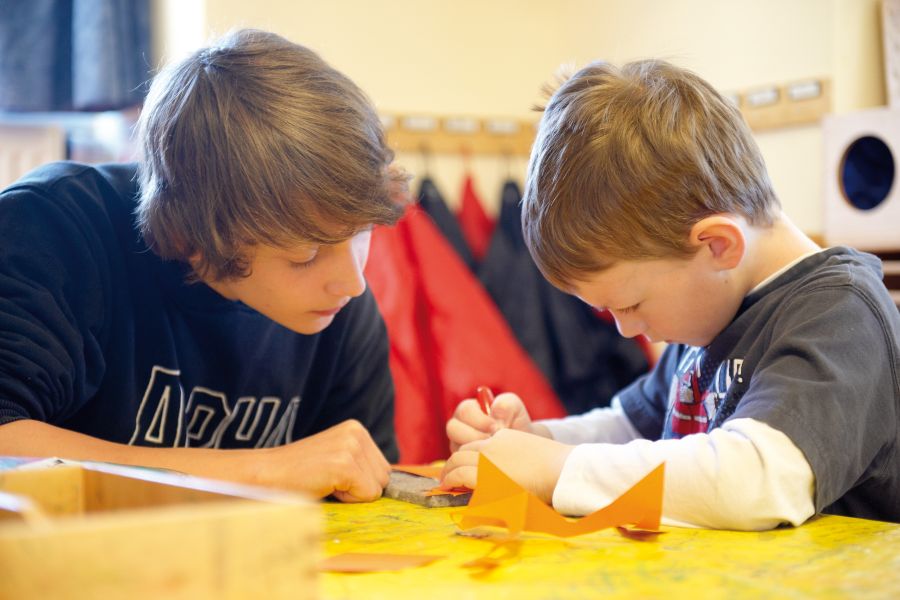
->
<box><xmin>551</xmin><ymin>418</ymin><xmax>815</xmax><ymax>530</ymax></box>
<box><xmin>538</xmin><ymin>398</ymin><xmax>643</xmax><ymax>444</ymax></box>
<box><xmin>0</xmin><ymin>418</ymin><xmax>391</xmax><ymax>501</ymax></box>
<box><xmin>0</xmin><ymin>418</ymin><xmax>263</xmax><ymax>482</ymax></box>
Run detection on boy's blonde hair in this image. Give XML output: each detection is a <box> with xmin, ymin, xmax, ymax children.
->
<box><xmin>522</xmin><ymin>59</ymin><xmax>779</xmax><ymax>288</ymax></box>
<box><xmin>136</xmin><ymin>29</ymin><xmax>404</xmax><ymax>280</ymax></box>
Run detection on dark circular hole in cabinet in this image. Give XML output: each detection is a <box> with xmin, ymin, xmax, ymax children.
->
<box><xmin>840</xmin><ymin>135</ymin><xmax>895</xmax><ymax>211</ymax></box>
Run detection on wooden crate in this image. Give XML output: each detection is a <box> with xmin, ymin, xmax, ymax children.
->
<box><xmin>0</xmin><ymin>461</ymin><xmax>320</xmax><ymax>599</ymax></box>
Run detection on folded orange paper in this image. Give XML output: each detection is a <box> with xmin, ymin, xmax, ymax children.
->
<box><xmin>451</xmin><ymin>455</ymin><xmax>665</xmax><ymax>537</ymax></box>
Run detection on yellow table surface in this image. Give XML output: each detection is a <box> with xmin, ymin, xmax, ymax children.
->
<box><xmin>322</xmin><ymin>498</ymin><xmax>900</xmax><ymax>600</ymax></box>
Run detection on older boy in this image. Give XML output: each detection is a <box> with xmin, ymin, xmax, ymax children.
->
<box><xmin>0</xmin><ymin>29</ymin><xmax>407</xmax><ymax>502</ymax></box>
<box><xmin>442</xmin><ymin>60</ymin><xmax>900</xmax><ymax>529</ymax></box>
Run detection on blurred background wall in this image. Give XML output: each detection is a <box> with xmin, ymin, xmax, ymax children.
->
<box><xmin>152</xmin><ymin>0</ymin><xmax>886</xmax><ymax>239</ymax></box>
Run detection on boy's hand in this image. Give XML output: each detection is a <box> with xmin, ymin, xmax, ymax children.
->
<box><xmin>439</xmin><ymin>428</ymin><xmax>574</xmax><ymax>504</ymax></box>
<box><xmin>259</xmin><ymin>419</ymin><xmax>391</xmax><ymax>502</ymax></box>
<box><xmin>446</xmin><ymin>392</ymin><xmax>538</xmax><ymax>452</ymax></box>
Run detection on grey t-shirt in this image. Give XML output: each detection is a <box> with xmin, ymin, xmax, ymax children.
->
<box><xmin>619</xmin><ymin>247</ymin><xmax>900</xmax><ymax>522</ymax></box>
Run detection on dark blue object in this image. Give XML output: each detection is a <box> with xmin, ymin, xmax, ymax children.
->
<box><xmin>841</xmin><ymin>135</ymin><xmax>894</xmax><ymax>211</ymax></box>
<box><xmin>0</xmin><ymin>0</ymin><xmax>151</xmax><ymax>111</ymax></box>
<box><xmin>417</xmin><ymin>177</ymin><xmax>476</xmax><ymax>271</ymax></box>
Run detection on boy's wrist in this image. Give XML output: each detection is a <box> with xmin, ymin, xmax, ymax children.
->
<box><xmin>539</xmin><ymin>443</ymin><xmax>574</xmax><ymax>504</ymax></box>
<box><xmin>481</xmin><ymin>428</ymin><xmax>574</xmax><ymax>505</ymax></box>
<box><xmin>530</xmin><ymin>422</ymin><xmax>553</xmax><ymax>439</ymax></box>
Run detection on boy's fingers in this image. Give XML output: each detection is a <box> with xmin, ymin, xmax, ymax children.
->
<box><xmin>440</xmin><ymin>465</ymin><xmax>478</xmax><ymax>490</ymax></box>
<box><xmin>359</xmin><ymin>443</ymin><xmax>391</xmax><ymax>490</ymax></box>
<box><xmin>457</xmin><ymin>438</ymin><xmax>487</xmax><ymax>453</ymax></box>
<box><xmin>329</xmin><ymin>465</ymin><xmax>379</xmax><ymax>503</ymax></box>
<box><xmin>440</xmin><ymin>446</ymin><xmax>481</xmax><ymax>480</ymax></box>
<box><xmin>446</xmin><ymin>399</ymin><xmax>495</xmax><ymax>451</ymax></box>
<box><xmin>456</xmin><ymin>399</ymin><xmax>496</xmax><ymax>430</ymax></box>
<box><xmin>340</xmin><ymin>419</ymin><xmax>391</xmax><ymax>489</ymax></box>
<box><xmin>440</xmin><ymin>447</ymin><xmax>480</xmax><ymax>490</ymax></box>
<box><xmin>446</xmin><ymin>418</ymin><xmax>490</xmax><ymax>451</ymax></box>
<box><xmin>333</xmin><ymin>486</ymin><xmax>380</xmax><ymax>503</ymax></box>
<box><xmin>489</xmin><ymin>393</ymin><xmax>527</xmax><ymax>429</ymax></box>
<box><xmin>327</xmin><ymin>421</ymin><xmax>390</xmax><ymax>501</ymax></box>
<box><xmin>334</xmin><ymin>456</ymin><xmax>385</xmax><ymax>503</ymax></box>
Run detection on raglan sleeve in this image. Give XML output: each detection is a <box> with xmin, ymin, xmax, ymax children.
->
<box><xmin>0</xmin><ymin>182</ymin><xmax>109</xmax><ymax>427</ymax></box>
<box><xmin>726</xmin><ymin>281</ymin><xmax>897</xmax><ymax>514</ymax></box>
<box><xmin>320</xmin><ymin>288</ymin><xmax>398</xmax><ymax>462</ymax></box>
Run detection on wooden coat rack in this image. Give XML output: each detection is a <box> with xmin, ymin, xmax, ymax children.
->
<box><xmin>381</xmin><ymin>77</ymin><xmax>831</xmax><ymax>159</ymax></box>
<box><xmin>382</xmin><ymin>113</ymin><xmax>537</xmax><ymax>157</ymax></box>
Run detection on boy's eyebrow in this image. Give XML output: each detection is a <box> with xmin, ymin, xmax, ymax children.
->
<box><xmin>275</xmin><ymin>242</ymin><xmax>320</xmax><ymax>258</ymax></box>
<box><xmin>277</xmin><ymin>225</ymin><xmax>371</xmax><ymax>256</ymax></box>
<box><xmin>304</xmin><ymin>224</ymin><xmax>374</xmax><ymax>246</ymax></box>
<box><xmin>287</xmin><ymin>248</ymin><xmax>319</xmax><ymax>257</ymax></box>
<box><xmin>592</xmin><ymin>300</ymin><xmax>639</xmax><ymax>313</ymax></box>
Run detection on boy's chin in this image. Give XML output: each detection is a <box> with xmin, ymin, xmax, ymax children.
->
<box><xmin>281</xmin><ymin>314</ymin><xmax>335</xmax><ymax>336</ymax></box>
<box><xmin>662</xmin><ymin>334</ymin><xmax>713</xmax><ymax>347</ymax></box>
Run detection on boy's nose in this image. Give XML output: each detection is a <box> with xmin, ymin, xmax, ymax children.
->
<box><xmin>613</xmin><ymin>316</ymin><xmax>645</xmax><ymax>339</ymax></box>
<box><xmin>325</xmin><ymin>240</ymin><xmax>367</xmax><ymax>298</ymax></box>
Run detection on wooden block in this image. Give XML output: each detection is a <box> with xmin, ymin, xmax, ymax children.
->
<box><xmin>0</xmin><ymin>461</ymin><xmax>320</xmax><ymax>599</ymax></box>
<box><xmin>383</xmin><ymin>471</ymin><xmax>471</xmax><ymax>508</ymax></box>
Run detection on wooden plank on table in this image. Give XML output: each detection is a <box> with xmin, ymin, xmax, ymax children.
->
<box><xmin>383</xmin><ymin>471</ymin><xmax>471</xmax><ymax>508</ymax></box>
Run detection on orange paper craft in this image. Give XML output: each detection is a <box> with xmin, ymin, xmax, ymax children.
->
<box><xmin>451</xmin><ymin>455</ymin><xmax>664</xmax><ymax>537</ymax></box>
<box><xmin>319</xmin><ymin>552</ymin><xmax>443</xmax><ymax>573</ymax></box>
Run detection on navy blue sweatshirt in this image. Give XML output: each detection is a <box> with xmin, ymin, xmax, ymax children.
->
<box><xmin>0</xmin><ymin>162</ymin><xmax>398</xmax><ymax>460</ymax></box>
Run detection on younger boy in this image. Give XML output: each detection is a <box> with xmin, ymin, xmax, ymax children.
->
<box><xmin>0</xmin><ymin>29</ymin><xmax>408</xmax><ymax>502</ymax></box>
<box><xmin>442</xmin><ymin>60</ymin><xmax>900</xmax><ymax>529</ymax></box>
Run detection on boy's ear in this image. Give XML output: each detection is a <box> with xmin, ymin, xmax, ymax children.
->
<box><xmin>688</xmin><ymin>215</ymin><xmax>746</xmax><ymax>270</ymax></box>
<box><xmin>186</xmin><ymin>251</ymin><xmax>218</xmax><ymax>284</ymax></box>
<box><xmin>187</xmin><ymin>251</ymin><xmax>204</xmax><ymax>273</ymax></box>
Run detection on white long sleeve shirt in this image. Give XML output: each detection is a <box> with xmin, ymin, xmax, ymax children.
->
<box><xmin>541</xmin><ymin>398</ymin><xmax>816</xmax><ymax>530</ymax></box>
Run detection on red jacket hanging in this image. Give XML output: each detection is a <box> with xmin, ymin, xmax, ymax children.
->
<box><xmin>456</xmin><ymin>174</ymin><xmax>495</xmax><ymax>263</ymax></box>
<box><xmin>365</xmin><ymin>204</ymin><xmax>566</xmax><ymax>463</ymax></box>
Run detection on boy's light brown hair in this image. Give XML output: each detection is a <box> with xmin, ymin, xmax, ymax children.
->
<box><xmin>136</xmin><ymin>29</ymin><xmax>405</xmax><ymax>280</ymax></box>
<box><xmin>522</xmin><ymin>59</ymin><xmax>780</xmax><ymax>288</ymax></box>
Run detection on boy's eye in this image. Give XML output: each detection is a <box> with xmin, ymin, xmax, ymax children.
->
<box><xmin>285</xmin><ymin>245</ymin><xmax>320</xmax><ymax>270</ymax></box>
<box><xmin>617</xmin><ymin>303</ymin><xmax>640</xmax><ymax>314</ymax></box>
<box><xmin>289</xmin><ymin>255</ymin><xmax>317</xmax><ymax>269</ymax></box>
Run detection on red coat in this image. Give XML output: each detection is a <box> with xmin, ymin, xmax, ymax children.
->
<box><xmin>365</xmin><ymin>205</ymin><xmax>566</xmax><ymax>463</ymax></box>
<box><xmin>456</xmin><ymin>174</ymin><xmax>494</xmax><ymax>263</ymax></box>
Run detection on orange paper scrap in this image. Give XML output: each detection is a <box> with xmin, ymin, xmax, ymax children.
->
<box><xmin>451</xmin><ymin>455</ymin><xmax>664</xmax><ymax>537</ymax></box>
<box><xmin>615</xmin><ymin>526</ymin><xmax>665</xmax><ymax>541</ymax></box>
<box><xmin>319</xmin><ymin>552</ymin><xmax>443</xmax><ymax>573</ymax></box>
<box><xmin>424</xmin><ymin>487</ymin><xmax>470</xmax><ymax>497</ymax></box>
<box><xmin>392</xmin><ymin>464</ymin><xmax>473</xmax><ymax>497</ymax></box>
